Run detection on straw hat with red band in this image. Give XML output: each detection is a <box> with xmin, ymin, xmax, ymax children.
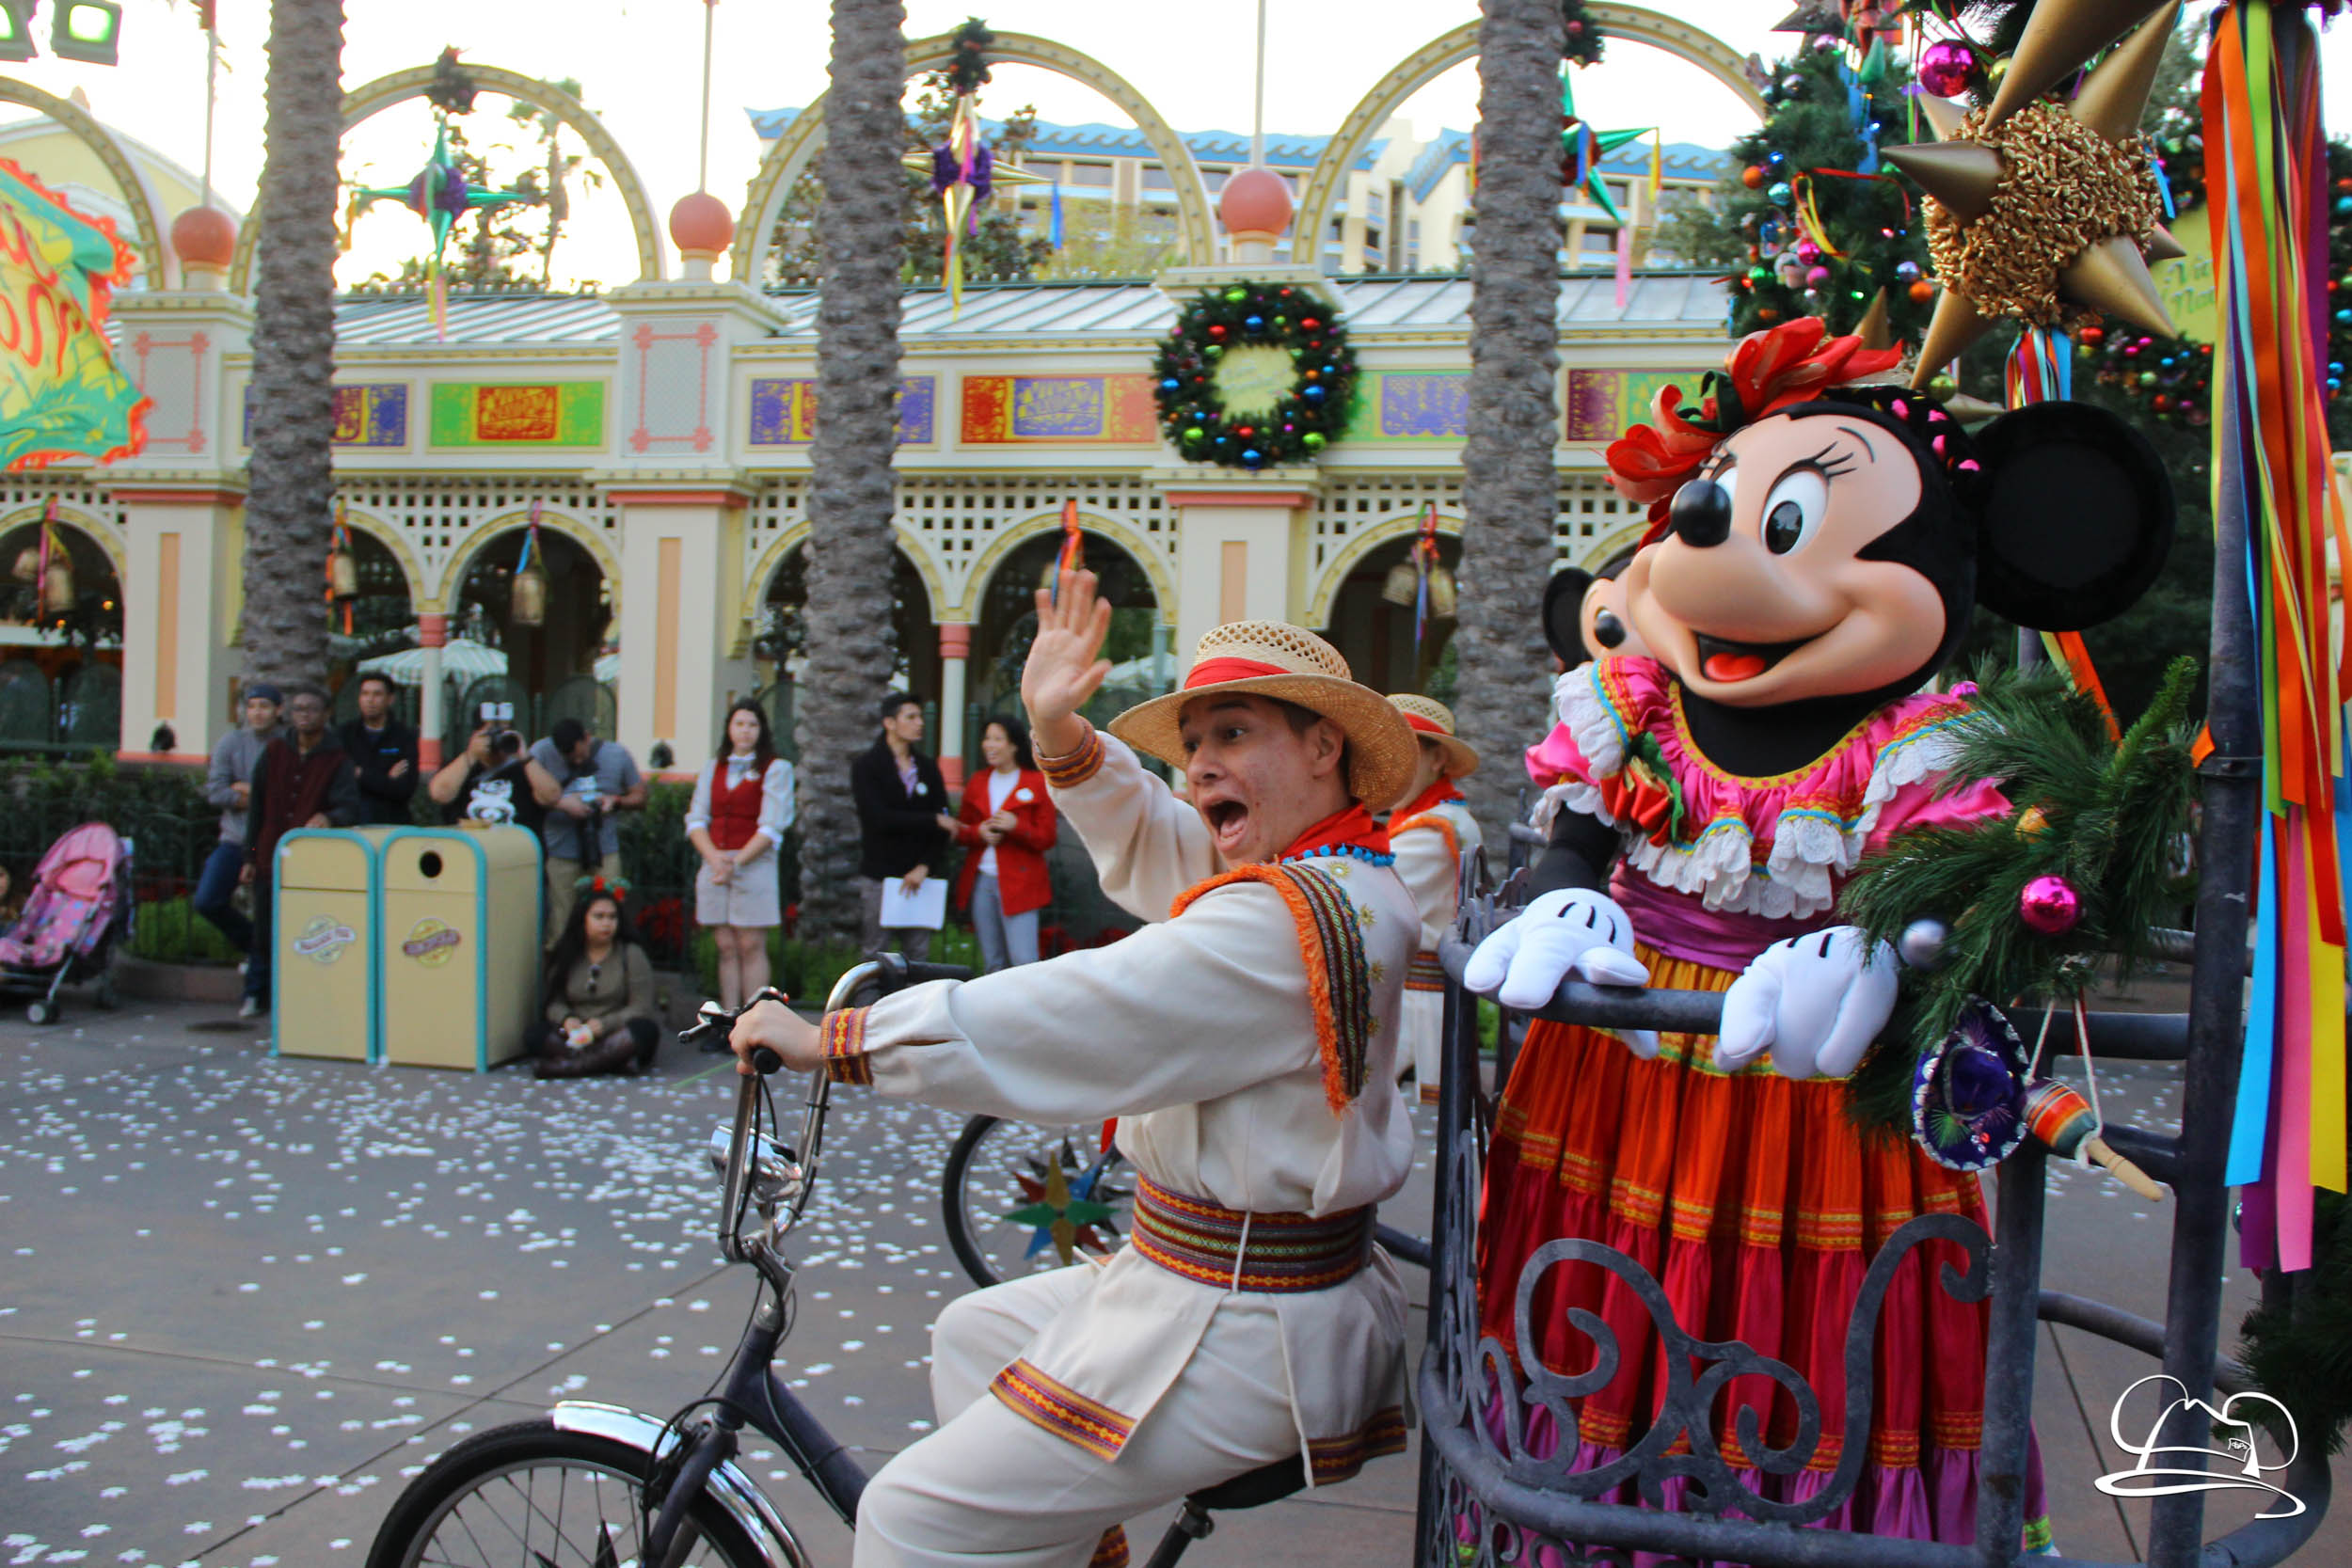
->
<box><xmin>1385</xmin><ymin>693</ymin><xmax>1479</xmax><ymax>779</ymax></box>
<box><xmin>1108</xmin><ymin>620</ymin><xmax>1419</xmax><ymax>808</ymax></box>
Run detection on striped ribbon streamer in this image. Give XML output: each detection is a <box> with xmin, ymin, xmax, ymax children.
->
<box><xmin>2206</xmin><ymin>0</ymin><xmax>2350</xmax><ymax>1273</ymax></box>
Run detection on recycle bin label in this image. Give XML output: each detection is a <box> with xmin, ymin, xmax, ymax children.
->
<box><xmin>294</xmin><ymin>916</ymin><xmax>357</xmax><ymax>965</ymax></box>
<box><xmin>401</xmin><ymin>917</ymin><xmax>463</xmax><ymax>968</ymax></box>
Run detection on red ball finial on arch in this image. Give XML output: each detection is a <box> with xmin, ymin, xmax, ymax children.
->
<box><xmin>171</xmin><ymin>206</ymin><xmax>238</xmax><ymax>271</ymax></box>
<box><xmin>1218</xmin><ymin>167</ymin><xmax>1293</xmax><ymax>243</ymax></box>
<box><xmin>668</xmin><ymin>191</ymin><xmax>735</xmax><ymax>258</ymax></box>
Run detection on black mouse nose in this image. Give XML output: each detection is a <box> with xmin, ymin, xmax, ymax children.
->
<box><xmin>1592</xmin><ymin>610</ymin><xmax>1628</xmax><ymax>650</ymax></box>
<box><xmin>1669</xmin><ymin>478</ymin><xmax>1734</xmax><ymax>548</ymax></box>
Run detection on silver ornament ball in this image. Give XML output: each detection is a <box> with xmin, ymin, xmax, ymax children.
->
<box><xmin>1898</xmin><ymin>917</ymin><xmax>1951</xmax><ymax>971</ymax></box>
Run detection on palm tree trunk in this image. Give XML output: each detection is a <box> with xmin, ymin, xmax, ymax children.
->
<box><xmin>241</xmin><ymin>0</ymin><xmax>345</xmax><ymax>687</ymax></box>
<box><xmin>794</xmin><ymin>0</ymin><xmax>909</xmax><ymax>942</ymax></box>
<box><xmin>1452</xmin><ymin>0</ymin><xmax>1565</xmax><ymax>847</ymax></box>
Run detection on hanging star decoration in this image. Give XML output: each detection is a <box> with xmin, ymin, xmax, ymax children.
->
<box><xmin>1884</xmin><ymin>1</ymin><xmax>2185</xmax><ymax>386</ymax></box>
<box><xmin>900</xmin><ymin>17</ymin><xmax>1042</xmax><ymax>311</ymax></box>
<box><xmin>1559</xmin><ymin>68</ymin><xmax>1658</xmax><ymax>225</ymax></box>
<box><xmin>1003</xmin><ymin>1153</ymin><xmax>1118</xmax><ymax>1266</ymax></box>
<box><xmin>351</xmin><ymin>120</ymin><xmax>541</xmax><ymax>334</ymax></box>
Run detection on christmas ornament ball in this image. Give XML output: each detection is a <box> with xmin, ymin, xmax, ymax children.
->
<box><xmin>1742</xmin><ymin>165</ymin><xmax>1766</xmax><ymax>189</ymax></box>
<box><xmin>1898</xmin><ymin>917</ymin><xmax>1951</xmax><ymax>971</ymax></box>
<box><xmin>1767</xmin><ymin>181</ymin><xmax>1794</xmax><ymax>207</ymax></box>
<box><xmin>1917</xmin><ymin>40</ymin><xmax>1976</xmax><ymax>99</ymax></box>
<box><xmin>1984</xmin><ymin>56</ymin><xmax>2009</xmax><ymax>89</ymax></box>
<box><xmin>1909</xmin><ymin>278</ymin><xmax>1936</xmax><ymax>304</ymax></box>
<box><xmin>1895</xmin><ymin>260</ymin><xmax>1921</xmax><ymax>283</ymax></box>
<box><xmin>2015</xmin><ymin>804</ymin><xmax>2051</xmax><ymax>837</ymax></box>
<box><xmin>2018</xmin><ymin>875</ymin><xmax>2083</xmax><ymax>935</ymax></box>
<box><xmin>1929</xmin><ymin>372</ymin><xmax>1958</xmax><ymax>397</ymax></box>
<box><xmin>1805</xmin><ymin>265</ymin><xmax>1832</xmax><ymax>287</ymax></box>
<box><xmin>1301</xmin><ymin>432</ymin><xmax>1326</xmax><ymax>452</ymax></box>
<box><xmin>1795</xmin><ymin>237</ymin><xmax>1821</xmax><ymax>264</ymax></box>
<box><xmin>1224</xmin><ymin>286</ymin><xmax>1248</xmax><ymax>303</ymax></box>
<box><xmin>1779</xmin><ymin>72</ymin><xmax>1805</xmax><ymax>97</ymax></box>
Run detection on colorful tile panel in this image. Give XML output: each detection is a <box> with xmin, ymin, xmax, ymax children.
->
<box><xmin>960</xmin><ymin>375</ymin><xmax>1158</xmax><ymax>444</ymax></box>
<box><xmin>427</xmin><ymin>381</ymin><xmax>606</xmax><ymax>447</ymax></box>
<box><xmin>747</xmin><ymin>375</ymin><xmax>936</xmax><ymax>446</ymax></box>
<box><xmin>242</xmin><ymin>382</ymin><xmax>408</xmax><ymax>449</ymax></box>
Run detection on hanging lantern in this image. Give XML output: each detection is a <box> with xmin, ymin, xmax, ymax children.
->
<box><xmin>10</xmin><ymin>540</ymin><xmax>38</xmax><ymax>584</ymax></box>
<box><xmin>1379</xmin><ymin>504</ymin><xmax>1456</xmax><ymax>659</ymax></box>
<box><xmin>509</xmin><ymin>502</ymin><xmax>547</xmax><ymax>628</ymax></box>
<box><xmin>38</xmin><ymin>533</ymin><xmax>72</xmax><ymax>617</ymax></box>
<box><xmin>327</xmin><ymin>543</ymin><xmax>359</xmax><ymax>602</ymax></box>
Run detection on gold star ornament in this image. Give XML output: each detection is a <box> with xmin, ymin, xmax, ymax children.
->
<box><xmin>1883</xmin><ymin>0</ymin><xmax>2182</xmax><ymax>388</ymax></box>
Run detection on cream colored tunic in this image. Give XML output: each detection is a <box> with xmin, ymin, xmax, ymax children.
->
<box><xmin>1391</xmin><ymin>797</ymin><xmax>1481</xmax><ymax>1101</ymax></box>
<box><xmin>835</xmin><ymin>726</ymin><xmax>1418</xmax><ymax>1483</ymax></box>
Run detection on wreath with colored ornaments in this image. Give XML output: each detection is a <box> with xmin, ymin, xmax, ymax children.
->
<box><xmin>1152</xmin><ymin>282</ymin><xmax>1357</xmax><ymax>469</ymax></box>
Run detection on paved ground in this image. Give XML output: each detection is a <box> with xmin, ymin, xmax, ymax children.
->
<box><xmin>0</xmin><ymin>990</ymin><xmax>2344</xmax><ymax>1566</ymax></box>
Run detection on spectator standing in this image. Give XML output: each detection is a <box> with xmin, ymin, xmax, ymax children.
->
<box><xmin>196</xmin><ymin>685</ymin><xmax>281</xmax><ymax>967</ymax></box>
<box><xmin>849</xmin><ymin>691</ymin><xmax>949</xmax><ymax>961</ymax></box>
<box><xmin>528</xmin><ymin>718</ymin><xmax>645</xmax><ymax>945</ymax></box>
<box><xmin>950</xmin><ymin>715</ymin><xmax>1056</xmax><ymax>972</ymax></box>
<box><xmin>427</xmin><ymin>722</ymin><xmax>546</xmax><ymax>835</ymax></box>
<box><xmin>338</xmin><ymin>673</ymin><xmax>420</xmax><ymax>826</ymax></box>
<box><xmin>534</xmin><ymin>879</ymin><xmax>659</xmax><ymax>1078</ymax></box>
<box><xmin>685</xmin><ymin>700</ymin><xmax>795</xmax><ymax>1018</ymax></box>
<box><xmin>238</xmin><ymin>684</ymin><xmax>360</xmax><ymax>1019</ymax></box>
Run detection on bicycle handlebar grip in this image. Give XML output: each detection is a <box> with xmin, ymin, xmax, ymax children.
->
<box><xmin>897</xmin><ymin>960</ymin><xmax>975</xmax><ymax>986</ymax></box>
<box><xmin>748</xmin><ymin>1046</ymin><xmax>785</xmax><ymax>1076</ymax></box>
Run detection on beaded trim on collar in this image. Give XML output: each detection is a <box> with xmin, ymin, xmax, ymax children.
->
<box><xmin>1282</xmin><ymin>843</ymin><xmax>1395</xmax><ymax>868</ymax></box>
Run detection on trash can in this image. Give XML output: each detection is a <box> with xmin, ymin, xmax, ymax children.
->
<box><xmin>271</xmin><ymin>827</ymin><xmax>389</xmax><ymax>1062</ymax></box>
<box><xmin>377</xmin><ymin>826</ymin><xmax>543</xmax><ymax>1070</ymax></box>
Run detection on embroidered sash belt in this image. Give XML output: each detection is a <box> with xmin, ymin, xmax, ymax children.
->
<box><xmin>1406</xmin><ymin>950</ymin><xmax>1447</xmax><ymax>992</ymax></box>
<box><xmin>1132</xmin><ymin>1176</ymin><xmax>1373</xmax><ymax>1292</ymax></box>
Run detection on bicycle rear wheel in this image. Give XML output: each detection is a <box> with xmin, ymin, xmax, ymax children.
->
<box><xmin>366</xmin><ymin>1418</ymin><xmax>768</xmax><ymax>1568</ymax></box>
<box><xmin>942</xmin><ymin>1115</ymin><xmax>1134</xmax><ymax>1289</ymax></box>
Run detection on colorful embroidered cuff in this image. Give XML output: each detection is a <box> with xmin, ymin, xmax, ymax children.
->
<box><xmin>1036</xmin><ymin>721</ymin><xmax>1104</xmax><ymax>789</ymax></box>
<box><xmin>821</xmin><ymin>1006</ymin><xmax>873</xmax><ymax>1086</ymax></box>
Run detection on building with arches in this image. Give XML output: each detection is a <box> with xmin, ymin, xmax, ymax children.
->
<box><xmin>0</xmin><ymin>24</ymin><xmax>1763</xmax><ymax>781</ymax></box>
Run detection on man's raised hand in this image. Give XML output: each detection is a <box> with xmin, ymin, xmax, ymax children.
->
<box><xmin>1022</xmin><ymin>568</ymin><xmax>1114</xmax><ymax>755</ymax></box>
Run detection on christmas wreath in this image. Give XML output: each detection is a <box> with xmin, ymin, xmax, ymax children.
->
<box><xmin>1152</xmin><ymin>282</ymin><xmax>1357</xmax><ymax>469</ymax></box>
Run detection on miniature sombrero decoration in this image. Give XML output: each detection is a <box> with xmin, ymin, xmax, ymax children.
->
<box><xmin>1109</xmin><ymin>620</ymin><xmax>1419</xmax><ymax>808</ymax></box>
<box><xmin>1386</xmin><ymin>693</ymin><xmax>1480</xmax><ymax>779</ymax></box>
<box><xmin>1911</xmin><ymin>998</ymin><xmax>2032</xmax><ymax>1171</ymax></box>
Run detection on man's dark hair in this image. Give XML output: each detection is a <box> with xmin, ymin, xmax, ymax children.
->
<box><xmin>282</xmin><ymin>681</ymin><xmax>330</xmax><ymax>706</ymax></box>
<box><xmin>355</xmin><ymin>672</ymin><xmax>396</xmax><ymax>696</ymax></box>
<box><xmin>549</xmin><ymin>717</ymin><xmax>588</xmax><ymax>753</ymax></box>
<box><xmin>878</xmin><ymin>690</ymin><xmax>920</xmax><ymax>723</ymax></box>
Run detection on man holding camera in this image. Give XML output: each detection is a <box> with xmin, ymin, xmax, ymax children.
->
<box><xmin>529</xmin><ymin>717</ymin><xmax>645</xmax><ymax>945</ymax></box>
<box><xmin>428</xmin><ymin>711</ymin><xmax>546</xmax><ymax>836</ymax></box>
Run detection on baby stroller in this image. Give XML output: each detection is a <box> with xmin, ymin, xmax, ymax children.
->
<box><xmin>0</xmin><ymin>822</ymin><xmax>131</xmax><ymax>1024</ymax></box>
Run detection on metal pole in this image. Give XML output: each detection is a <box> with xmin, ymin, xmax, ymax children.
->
<box><xmin>698</xmin><ymin>0</ymin><xmax>718</xmax><ymax>194</ymax></box>
<box><xmin>201</xmin><ymin>23</ymin><xmax>217</xmax><ymax>211</ymax></box>
<box><xmin>1974</xmin><ymin>1145</ymin><xmax>2045</xmax><ymax>1563</ymax></box>
<box><xmin>1251</xmin><ymin>0</ymin><xmax>1267</xmax><ymax>170</ymax></box>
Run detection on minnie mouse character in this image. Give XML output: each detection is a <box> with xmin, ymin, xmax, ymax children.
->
<box><xmin>1468</xmin><ymin>318</ymin><xmax>2171</xmax><ymax>1546</ymax></box>
<box><xmin>1540</xmin><ymin>554</ymin><xmax>1651</xmax><ymax>673</ymax></box>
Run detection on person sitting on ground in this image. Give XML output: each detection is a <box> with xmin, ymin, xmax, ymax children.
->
<box><xmin>1380</xmin><ymin>694</ymin><xmax>1483</xmax><ymax>1104</ymax></box>
<box><xmin>427</xmin><ymin>723</ymin><xmax>547</xmax><ymax>836</ymax></box>
<box><xmin>949</xmin><ymin>715</ymin><xmax>1057</xmax><ymax>973</ymax></box>
<box><xmin>731</xmin><ymin>573</ymin><xmax>1421</xmax><ymax>1568</ymax></box>
<box><xmin>535</xmin><ymin>878</ymin><xmax>659</xmax><ymax>1079</ymax></box>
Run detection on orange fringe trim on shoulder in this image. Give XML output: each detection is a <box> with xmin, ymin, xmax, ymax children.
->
<box><xmin>1172</xmin><ymin>863</ymin><xmax>1372</xmax><ymax>1114</ymax></box>
<box><xmin>1390</xmin><ymin>811</ymin><xmax>1460</xmax><ymax>864</ymax></box>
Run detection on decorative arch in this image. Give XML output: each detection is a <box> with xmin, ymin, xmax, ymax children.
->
<box><xmin>961</xmin><ymin>510</ymin><xmax>1176</xmax><ymax>625</ymax></box>
<box><xmin>1305</xmin><ymin>508</ymin><xmax>1461</xmax><ymax>626</ymax></box>
<box><xmin>1294</xmin><ymin>5</ymin><xmax>1767</xmax><ymax>258</ymax></box>
<box><xmin>0</xmin><ymin>78</ymin><xmax>168</xmax><ymax>284</ymax></box>
<box><xmin>1579</xmin><ymin>515</ymin><xmax>1652</xmax><ymax>572</ymax></box>
<box><xmin>734</xmin><ymin>30</ymin><xmax>1215</xmax><ymax>283</ymax></box>
<box><xmin>0</xmin><ymin>500</ymin><xmax>127</xmax><ymax>583</ymax></box>
<box><xmin>738</xmin><ymin>521</ymin><xmax>946</xmax><ymax>633</ymax></box>
<box><xmin>433</xmin><ymin>509</ymin><xmax>623</xmax><ymax>614</ymax></box>
<box><xmin>335</xmin><ymin>505</ymin><xmax>426</xmax><ymax>607</ymax></box>
<box><xmin>228</xmin><ymin>64</ymin><xmax>663</xmax><ymax>294</ymax></box>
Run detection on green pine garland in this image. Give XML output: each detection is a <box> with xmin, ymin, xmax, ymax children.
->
<box><xmin>1560</xmin><ymin>0</ymin><xmax>1605</xmax><ymax>69</ymax></box>
<box><xmin>2239</xmin><ymin>1192</ymin><xmax>2352</xmax><ymax>1456</ymax></box>
<box><xmin>1838</xmin><ymin>657</ymin><xmax>2201</xmax><ymax>1137</ymax></box>
<box><xmin>1152</xmin><ymin>283</ymin><xmax>1357</xmax><ymax>470</ymax></box>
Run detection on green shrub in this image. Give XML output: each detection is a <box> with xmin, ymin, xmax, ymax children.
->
<box><xmin>127</xmin><ymin>896</ymin><xmax>242</xmax><ymax>964</ymax></box>
<box><xmin>678</xmin><ymin>922</ymin><xmax>982</xmax><ymax>1006</ymax></box>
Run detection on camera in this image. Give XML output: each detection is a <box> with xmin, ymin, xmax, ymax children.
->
<box><xmin>479</xmin><ymin>701</ymin><xmax>515</xmax><ymax>724</ymax></box>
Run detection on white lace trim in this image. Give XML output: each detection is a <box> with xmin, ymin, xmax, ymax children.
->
<box><xmin>1540</xmin><ymin>695</ymin><xmax>1973</xmax><ymax>920</ymax></box>
<box><xmin>1554</xmin><ymin>665</ymin><xmax>1627</xmax><ymax>778</ymax></box>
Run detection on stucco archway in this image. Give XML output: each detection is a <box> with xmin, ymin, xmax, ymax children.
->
<box><xmin>228</xmin><ymin>64</ymin><xmax>664</xmax><ymax>293</ymax></box>
<box><xmin>0</xmin><ymin>78</ymin><xmax>167</xmax><ymax>284</ymax></box>
<box><xmin>735</xmin><ymin>30</ymin><xmax>1215</xmax><ymax>282</ymax></box>
<box><xmin>1293</xmin><ymin>6</ymin><xmax>1767</xmax><ymax>258</ymax></box>
<box><xmin>433</xmin><ymin>508</ymin><xmax>622</xmax><ymax>615</ymax></box>
<box><xmin>961</xmin><ymin>509</ymin><xmax>1175</xmax><ymax>626</ymax></box>
<box><xmin>1306</xmin><ymin>509</ymin><xmax>1462</xmax><ymax>626</ymax></box>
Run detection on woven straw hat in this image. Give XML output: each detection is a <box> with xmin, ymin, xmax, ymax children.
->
<box><xmin>1386</xmin><ymin>693</ymin><xmax>1480</xmax><ymax>780</ymax></box>
<box><xmin>1109</xmin><ymin>621</ymin><xmax>1418</xmax><ymax>807</ymax></box>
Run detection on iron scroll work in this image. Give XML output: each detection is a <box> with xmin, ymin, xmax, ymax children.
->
<box><xmin>1411</xmin><ymin>856</ymin><xmax>2334</xmax><ymax>1568</ymax></box>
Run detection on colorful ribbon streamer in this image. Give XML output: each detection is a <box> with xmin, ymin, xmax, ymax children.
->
<box><xmin>1049</xmin><ymin>497</ymin><xmax>1084</xmax><ymax>607</ymax></box>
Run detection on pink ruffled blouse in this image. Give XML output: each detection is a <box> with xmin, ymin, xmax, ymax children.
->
<box><xmin>1526</xmin><ymin>656</ymin><xmax>2008</xmax><ymax>971</ymax></box>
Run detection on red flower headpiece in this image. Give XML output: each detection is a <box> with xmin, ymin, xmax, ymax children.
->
<box><xmin>1606</xmin><ymin>317</ymin><xmax>1903</xmax><ymax>536</ymax></box>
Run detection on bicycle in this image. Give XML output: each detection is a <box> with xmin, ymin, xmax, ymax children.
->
<box><xmin>366</xmin><ymin>955</ymin><xmax>1342</xmax><ymax>1568</ymax></box>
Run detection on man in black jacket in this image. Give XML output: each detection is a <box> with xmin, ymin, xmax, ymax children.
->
<box><xmin>238</xmin><ymin>684</ymin><xmax>363</xmax><ymax>1018</ymax></box>
<box><xmin>850</xmin><ymin>691</ymin><xmax>953</xmax><ymax>960</ymax></box>
<box><xmin>338</xmin><ymin>673</ymin><xmax>420</xmax><ymax>826</ymax></box>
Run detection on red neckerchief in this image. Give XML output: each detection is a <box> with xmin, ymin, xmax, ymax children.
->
<box><xmin>1390</xmin><ymin>776</ymin><xmax>1463</xmax><ymax>824</ymax></box>
<box><xmin>1279</xmin><ymin>803</ymin><xmax>1391</xmax><ymax>863</ymax></box>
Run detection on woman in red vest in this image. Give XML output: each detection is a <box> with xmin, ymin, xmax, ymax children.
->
<box><xmin>687</xmin><ymin>701</ymin><xmax>796</xmax><ymax>1013</ymax></box>
<box><xmin>950</xmin><ymin>715</ymin><xmax>1057</xmax><ymax>971</ymax></box>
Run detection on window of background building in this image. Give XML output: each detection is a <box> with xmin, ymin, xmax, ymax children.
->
<box><xmin>1582</xmin><ymin>229</ymin><xmax>1618</xmax><ymax>252</ymax></box>
<box><xmin>1367</xmin><ymin>189</ymin><xmax>1386</xmax><ymax>223</ymax></box>
<box><xmin>1072</xmin><ymin>162</ymin><xmax>1114</xmax><ymax>187</ymax></box>
<box><xmin>1201</xmin><ymin>167</ymin><xmax>1229</xmax><ymax>192</ymax></box>
<box><xmin>1141</xmin><ymin>165</ymin><xmax>1173</xmax><ymax>190</ymax></box>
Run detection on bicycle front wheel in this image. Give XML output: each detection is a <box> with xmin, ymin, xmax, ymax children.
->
<box><xmin>942</xmin><ymin>1115</ymin><xmax>1134</xmax><ymax>1289</ymax></box>
<box><xmin>366</xmin><ymin>1418</ymin><xmax>768</xmax><ymax>1568</ymax></box>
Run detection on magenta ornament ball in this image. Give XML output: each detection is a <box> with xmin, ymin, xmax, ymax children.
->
<box><xmin>1804</xmin><ymin>264</ymin><xmax>1832</xmax><ymax>288</ymax></box>
<box><xmin>1795</xmin><ymin>238</ymin><xmax>1821</xmax><ymax>264</ymax></box>
<box><xmin>1917</xmin><ymin>40</ymin><xmax>1977</xmax><ymax>99</ymax></box>
<box><xmin>2018</xmin><ymin>875</ymin><xmax>2082</xmax><ymax>935</ymax></box>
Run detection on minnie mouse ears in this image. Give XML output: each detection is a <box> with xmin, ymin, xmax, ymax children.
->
<box><xmin>1970</xmin><ymin>401</ymin><xmax>2174</xmax><ymax>632</ymax></box>
<box><xmin>1542</xmin><ymin>567</ymin><xmax>1594</xmax><ymax>668</ymax></box>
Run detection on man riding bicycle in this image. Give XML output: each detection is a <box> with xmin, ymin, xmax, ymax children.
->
<box><xmin>732</xmin><ymin>570</ymin><xmax>1421</xmax><ymax>1568</ymax></box>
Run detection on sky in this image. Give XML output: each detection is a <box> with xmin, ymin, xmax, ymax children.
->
<box><xmin>9</xmin><ymin>0</ymin><xmax>2352</xmax><ymax>288</ymax></box>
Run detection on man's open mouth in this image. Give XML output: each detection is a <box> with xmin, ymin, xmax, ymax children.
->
<box><xmin>1203</xmin><ymin>799</ymin><xmax>1248</xmax><ymax>845</ymax></box>
<box><xmin>1692</xmin><ymin>632</ymin><xmax>1815</xmax><ymax>684</ymax></box>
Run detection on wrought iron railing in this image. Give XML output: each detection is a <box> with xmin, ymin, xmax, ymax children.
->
<box><xmin>1415</xmin><ymin>451</ymin><xmax>2330</xmax><ymax>1564</ymax></box>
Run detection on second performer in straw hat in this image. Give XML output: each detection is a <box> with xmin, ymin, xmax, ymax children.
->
<box><xmin>1383</xmin><ymin>694</ymin><xmax>1482</xmax><ymax>1104</ymax></box>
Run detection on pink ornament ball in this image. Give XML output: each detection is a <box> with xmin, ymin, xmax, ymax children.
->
<box><xmin>1804</xmin><ymin>264</ymin><xmax>1832</xmax><ymax>288</ymax></box>
<box><xmin>1917</xmin><ymin>40</ymin><xmax>1977</xmax><ymax>100</ymax></box>
<box><xmin>2018</xmin><ymin>875</ymin><xmax>2082</xmax><ymax>935</ymax></box>
<box><xmin>1795</xmin><ymin>238</ymin><xmax>1821</xmax><ymax>264</ymax></box>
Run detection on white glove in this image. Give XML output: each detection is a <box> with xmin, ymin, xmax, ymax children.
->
<box><xmin>1464</xmin><ymin>889</ymin><xmax>1657</xmax><ymax>1056</ymax></box>
<box><xmin>1716</xmin><ymin>926</ymin><xmax>1899</xmax><ymax>1080</ymax></box>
